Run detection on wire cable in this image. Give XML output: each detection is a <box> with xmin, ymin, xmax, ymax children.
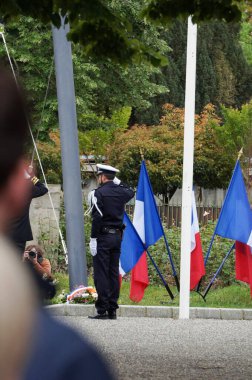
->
<box><xmin>0</xmin><ymin>31</ymin><xmax>68</xmax><ymax>263</ymax></box>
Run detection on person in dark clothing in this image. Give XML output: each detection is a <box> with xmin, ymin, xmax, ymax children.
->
<box><xmin>0</xmin><ymin>67</ymin><xmax>114</xmax><ymax>379</ymax></box>
<box><xmin>23</xmin><ymin>309</ymin><xmax>114</xmax><ymax>380</ymax></box>
<box><xmin>89</xmin><ymin>164</ymin><xmax>135</xmax><ymax>320</ymax></box>
<box><xmin>9</xmin><ymin>173</ymin><xmax>48</xmax><ymax>253</ymax></box>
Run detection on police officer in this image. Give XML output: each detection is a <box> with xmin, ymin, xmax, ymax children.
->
<box><xmin>88</xmin><ymin>164</ymin><xmax>134</xmax><ymax>320</ymax></box>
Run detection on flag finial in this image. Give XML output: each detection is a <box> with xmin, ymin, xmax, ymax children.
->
<box><xmin>139</xmin><ymin>148</ymin><xmax>145</xmax><ymax>161</ymax></box>
<box><xmin>238</xmin><ymin>147</ymin><xmax>243</xmax><ymax>160</ymax></box>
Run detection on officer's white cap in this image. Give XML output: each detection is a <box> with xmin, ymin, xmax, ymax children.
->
<box><xmin>96</xmin><ymin>164</ymin><xmax>120</xmax><ymax>175</ymax></box>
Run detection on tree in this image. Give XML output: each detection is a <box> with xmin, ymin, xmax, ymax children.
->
<box><xmin>239</xmin><ymin>1</ymin><xmax>252</xmax><ymax>66</ymax></box>
<box><xmin>108</xmin><ymin>103</ymin><xmax>231</xmax><ymax>197</ymax></box>
<box><xmin>144</xmin><ymin>0</ymin><xmax>242</xmax><ymax>24</ymax></box>
<box><xmin>0</xmin><ymin>16</ymin><xmax>57</xmax><ymax>139</ymax></box>
<box><xmin>0</xmin><ymin>14</ymin><xmax>168</xmax><ymax>137</ymax></box>
<box><xmin>135</xmin><ymin>19</ymin><xmax>252</xmax><ymax>124</ymax></box>
<box><xmin>214</xmin><ymin>100</ymin><xmax>252</xmax><ymax>183</ymax></box>
<box><xmin>0</xmin><ymin>0</ymin><xmax>164</xmax><ymax>66</ymax></box>
<box><xmin>0</xmin><ymin>0</ymin><xmax>242</xmax><ymax>66</ymax></box>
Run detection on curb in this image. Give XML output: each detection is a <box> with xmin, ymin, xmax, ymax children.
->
<box><xmin>46</xmin><ymin>304</ymin><xmax>252</xmax><ymax>320</ymax></box>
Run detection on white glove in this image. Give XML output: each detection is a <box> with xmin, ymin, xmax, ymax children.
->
<box><xmin>113</xmin><ymin>176</ymin><xmax>121</xmax><ymax>185</ymax></box>
<box><xmin>89</xmin><ymin>238</ymin><xmax>97</xmax><ymax>256</ymax></box>
<box><xmin>24</xmin><ymin>170</ymin><xmax>31</xmax><ymax>179</ymax></box>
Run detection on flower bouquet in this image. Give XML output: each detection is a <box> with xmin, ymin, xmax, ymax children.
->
<box><xmin>64</xmin><ymin>285</ymin><xmax>98</xmax><ymax>304</ymax></box>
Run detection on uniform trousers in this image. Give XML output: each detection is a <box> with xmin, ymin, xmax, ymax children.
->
<box><xmin>93</xmin><ymin>233</ymin><xmax>121</xmax><ymax>314</ymax></box>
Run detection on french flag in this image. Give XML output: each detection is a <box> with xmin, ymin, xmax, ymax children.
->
<box><xmin>190</xmin><ymin>190</ymin><xmax>205</xmax><ymax>290</ymax></box>
<box><xmin>215</xmin><ymin>161</ymin><xmax>252</xmax><ymax>246</ymax></box>
<box><xmin>130</xmin><ymin>161</ymin><xmax>164</xmax><ymax>302</ymax></box>
<box><xmin>120</xmin><ymin>212</ymin><xmax>146</xmax><ymax>277</ymax></box>
<box><xmin>119</xmin><ymin>212</ymin><xmax>148</xmax><ymax>285</ymax></box>
<box><xmin>214</xmin><ymin>161</ymin><xmax>252</xmax><ymax>296</ymax></box>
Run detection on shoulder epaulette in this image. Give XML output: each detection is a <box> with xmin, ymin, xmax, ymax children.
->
<box><xmin>31</xmin><ymin>176</ymin><xmax>39</xmax><ymax>185</ymax></box>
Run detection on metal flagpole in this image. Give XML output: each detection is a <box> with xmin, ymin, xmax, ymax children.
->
<box><xmin>179</xmin><ymin>16</ymin><xmax>197</xmax><ymax>319</ymax></box>
<box><xmin>52</xmin><ymin>16</ymin><xmax>87</xmax><ymax>290</ymax></box>
<box><xmin>202</xmin><ymin>243</ymin><xmax>235</xmax><ymax>300</ymax></box>
<box><xmin>163</xmin><ymin>233</ymin><xmax>180</xmax><ymax>292</ymax></box>
<box><xmin>146</xmin><ymin>249</ymin><xmax>174</xmax><ymax>300</ymax></box>
<box><xmin>196</xmin><ymin>233</ymin><xmax>216</xmax><ymax>292</ymax></box>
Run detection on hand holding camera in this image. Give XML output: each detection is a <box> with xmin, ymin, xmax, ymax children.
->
<box><xmin>23</xmin><ymin>249</ymin><xmax>38</xmax><ymax>264</ymax></box>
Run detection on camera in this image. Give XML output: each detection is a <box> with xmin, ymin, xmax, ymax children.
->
<box><xmin>28</xmin><ymin>250</ymin><xmax>37</xmax><ymax>259</ymax></box>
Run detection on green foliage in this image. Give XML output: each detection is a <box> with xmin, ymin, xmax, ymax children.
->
<box><xmin>147</xmin><ymin>221</ymin><xmax>235</xmax><ymax>289</ymax></box>
<box><xmin>79</xmin><ymin>107</ymin><xmax>132</xmax><ymax>132</ymax></box>
<box><xmin>240</xmin><ymin>21</ymin><xmax>252</xmax><ymax>66</ymax></box>
<box><xmin>214</xmin><ymin>100</ymin><xmax>252</xmax><ymax>173</ymax></box>
<box><xmin>0</xmin><ymin>16</ymin><xmax>57</xmax><ymax>139</ymax></box>
<box><xmin>108</xmin><ymin>103</ymin><xmax>233</xmax><ymax>194</ymax></box>
<box><xmin>0</xmin><ymin>0</ymin><xmax>167</xmax><ymax>66</ymax></box>
<box><xmin>79</xmin><ymin>129</ymin><xmax>111</xmax><ymax>158</ymax></box>
<box><xmin>239</xmin><ymin>2</ymin><xmax>252</xmax><ymax>66</ymax></box>
<box><xmin>0</xmin><ymin>15</ymin><xmax>168</xmax><ymax>138</ymax></box>
<box><xmin>0</xmin><ymin>0</ymin><xmax>243</xmax><ymax>67</ymax></box>
<box><xmin>78</xmin><ymin>106</ymin><xmax>132</xmax><ymax>158</ymax></box>
<box><xmin>35</xmin><ymin>132</ymin><xmax>62</xmax><ymax>183</ymax></box>
<box><xmin>144</xmin><ymin>0</ymin><xmax>242</xmax><ymax>24</ymax></box>
<box><xmin>136</xmin><ymin>19</ymin><xmax>252</xmax><ymax>124</ymax></box>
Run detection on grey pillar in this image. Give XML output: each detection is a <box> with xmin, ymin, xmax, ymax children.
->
<box><xmin>52</xmin><ymin>18</ymin><xmax>87</xmax><ymax>290</ymax></box>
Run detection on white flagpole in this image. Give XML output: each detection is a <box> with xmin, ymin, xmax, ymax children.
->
<box><xmin>179</xmin><ymin>16</ymin><xmax>197</xmax><ymax>319</ymax></box>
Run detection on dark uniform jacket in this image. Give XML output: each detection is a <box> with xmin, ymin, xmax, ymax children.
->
<box><xmin>9</xmin><ymin>181</ymin><xmax>48</xmax><ymax>243</ymax></box>
<box><xmin>91</xmin><ymin>181</ymin><xmax>134</xmax><ymax>238</ymax></box>
<box><xmin>23</xmin><ymin>310</ymin><xmax>114</xmax><ymax>380</ymax></box>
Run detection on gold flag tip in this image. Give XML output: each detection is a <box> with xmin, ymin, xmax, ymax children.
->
<box><xmin>238</xmin><ymin>147</ymin><xmax>243</xmax><ymax>160</ymax></box>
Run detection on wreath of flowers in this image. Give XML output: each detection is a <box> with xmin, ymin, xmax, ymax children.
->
<box><xmin>64</xmin><ymin>285</ymin><xmax>98</xmax><ymax>304</ymax></box>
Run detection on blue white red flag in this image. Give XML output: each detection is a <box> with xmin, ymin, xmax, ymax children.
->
<box><xmin>130</xmin><ymin>161</ymin><xmax>164</xmax><ymax>301</ymax></box>
<box><xmin>215</xmin><ymin>161</ymin><xmax>252</xmax><ymax>246</ymax></box>
<box><xmin>133</xmin><ymin>161</ymin><xmax>163</xmax><ymax>247</ymax></box>
<box><xmin>190</xmin><ymin>190</ymin><xmax>205</xmax><ymax>290</ymax></box>
<box><xmin>119</xmin><ymin>213</ymin><xmax>145</xmax><ymax>275</ymax></box>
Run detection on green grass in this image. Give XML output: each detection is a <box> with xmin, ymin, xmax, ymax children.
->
<box><xmin>52</xmin><ymin>273</ymin><xmax>252</xmax><ymax>309</ymax></box>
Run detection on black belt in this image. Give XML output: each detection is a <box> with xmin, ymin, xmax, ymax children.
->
<box><xmin>101</xmin><ymin>226</ymin><xmax>121</xmax><ymax>235</ymax></box>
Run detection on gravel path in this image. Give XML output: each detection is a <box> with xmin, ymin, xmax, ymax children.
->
<box><xmin>58</xmin><ymin>316</ymin><xmax>252</xmax><ymax>379</ymax></box>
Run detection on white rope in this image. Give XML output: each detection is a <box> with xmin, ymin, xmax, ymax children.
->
<box><xmin>31</xmin><ymin>59</ymin><xmax>54</xmax><ymax>166</ymax></box>
<box><xmin>0</xmin><ymin>31</ymin><xmax>68</xmax><ymax>263</ymax></box>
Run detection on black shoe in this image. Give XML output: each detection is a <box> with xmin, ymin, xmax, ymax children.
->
<box><xmin>88</xmin><ymin>312</ymin><xmax>109</xmax><ymax>320</ymax></box>
<box><xmin>108</xmin><ymin>311</ymin><xmax>117</xmax><ymax>320</ymax></box>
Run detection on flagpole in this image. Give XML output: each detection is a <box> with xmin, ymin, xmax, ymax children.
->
<box><xmin>202</xmin><ymin>243</ymin><xmax>235</xmax><ymax>300</ymax></box>
<box><xmin>196</xmin><ymin>233</ymin><xmax>216</xmax><ymax>292</ymax></box>
<box><xmin>163</xmin><ymin>235</ymin><xmax>180</xmax><ymax>291</ymax></box>
<box><xmin>146</xmin><ymin>249</ymin><xmax>174</xmax><ymax>299</ymax></box>
<box><xmin>179</xmin><ymin>16</ymin><xmax>197</xmax><ymax>319</ymax></box>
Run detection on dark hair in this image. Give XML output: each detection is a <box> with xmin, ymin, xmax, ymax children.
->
<box><xmin>103</xmin><ymin>173</ymin><xmax>115</xmax><ymax>181</ymax></box>
<box><xmin>0</xmin><ymin>67</ymin><xmax>29</xmax><ymax>188</ymax></box>
<box><xmin>25</xmin><ymin>244</ymin><xmax>45</xmax><ymax>257</ymax></box>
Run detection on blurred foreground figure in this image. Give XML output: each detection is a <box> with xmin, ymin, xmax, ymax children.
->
<box><xmin>0</xmin><ymin>67</ymin><xmax>114</xmax><ymax>380</ymax></box>
<box><xmin>0</xmin><ymin>66</ymin><xmax>37</xmax><ymax>380</ymax></box>
<box><xmin>0</xmin><ymin>240</ymin><xmax>37</xmax><ymax>380</ymax></box>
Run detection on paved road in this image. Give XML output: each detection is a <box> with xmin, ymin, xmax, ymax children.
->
<box><xmin>59</xmin><ymin>316</ymin><xmax>252</xmax><ymax>379</ymax></box>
